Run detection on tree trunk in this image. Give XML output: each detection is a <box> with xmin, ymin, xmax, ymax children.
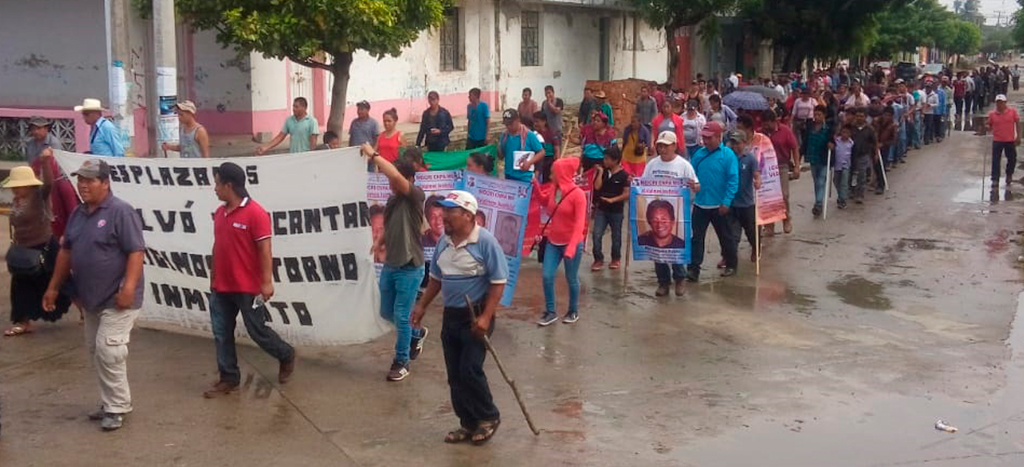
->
<box><xmin>666</xmin><ymin>25</ymin><xmax>679</xmax><ymax>87</ymax></box>
<box><xmin>326</xmin><ymin>52</ymin><xmax>354</xmax><ymax>137</ymax></box>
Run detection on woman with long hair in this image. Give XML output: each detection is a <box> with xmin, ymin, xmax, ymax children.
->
<box><xmin>3</xmin><ymin>151</ymin><xmax>71</xmax><ymax>336</ymax></box>
<box><xmin>376</xmin><ymin>108</ymin><xmax>404</xmax><ymax>163</ymax></box>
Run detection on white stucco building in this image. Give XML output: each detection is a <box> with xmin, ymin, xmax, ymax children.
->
<box><xmin>0</xmin><ymin>0</ymin><xmax>668</xmax><ymax>156</ymax></box>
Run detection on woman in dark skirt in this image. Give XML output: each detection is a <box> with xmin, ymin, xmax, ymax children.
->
<box><xmin>3</xmin><ymin>152</ymin><xmax>71</xmax><ymax>336</ymax></box>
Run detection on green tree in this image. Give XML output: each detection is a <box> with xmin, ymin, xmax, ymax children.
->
<box><xmin>630</xmin><ymin>0</ymin><xmax>739</xmax><ymax>83</ymax></box>
<box><xmin>738</xmin><ymin>0</ymin><xmax>909</xmax><ymax>72</ymax></box>
<box><xmin>174</xmin><ymin>0</ymin><xmax>450</xmax><ymax>135</ymax></box>
<box><xmin>943</xmin><ymin>20</ymin><xmax>982</xmax><ymax>55</ymax></box>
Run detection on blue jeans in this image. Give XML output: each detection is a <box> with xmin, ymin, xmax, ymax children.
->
<box><xmin>834</xmin><ymin>168</ymin><xmax>850</xmax><ymax>202</ymax></box>
<box><xmin>592</xmin><ymin>210</ymin><xmax>624</xmax><ymax>262</ymax></box>
<box><xmin>811</xmin><ymin>163</ymin><xmax>828</xmax><ymax>207</ymax></box>
<box><xmin>380</xmin><ymin>263</ymin><xmax>425</xmax><ymax>365</ymax></box>
<box><xmin>210</xmin><ymin>291</ymin><xmax>295</xmax><ymax>385</ymax></box>
<box><xmin>909</xmin><ymin>117</ymin><xmax>922</xmax><ymax>148</ymax></box>
<box><xmin>655</xmin><ymin>263</ymin><xmax>686</xmax><ymax>285</ymax></box>
<box><xmin>542</xmin><ymin>242</ymin><xmax>583</xmax><ymax>315</ymax></box>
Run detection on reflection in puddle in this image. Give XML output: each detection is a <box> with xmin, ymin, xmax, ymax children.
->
<box><xmin>826</xmin><ymin>274</ymin><xmax>891</xmax><ymax>310</ymax></box>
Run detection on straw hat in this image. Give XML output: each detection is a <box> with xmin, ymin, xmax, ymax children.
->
<box><xmin>594</xmin><ymin>90</ymin><xmax>607</xmax><ymax>99</ymax></box>
<box><xmin>1</xmin><ymin>166</ymin><xmax>43</xmax><ymax>189</ymax></box>
<box><xmin>73</xmin><ymin>98</ymin><xmax>105</xmax><ymax>112</ymax></box>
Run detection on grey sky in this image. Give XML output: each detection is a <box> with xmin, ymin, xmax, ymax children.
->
<box><xmin>938</xmin><ymin>0</ymin><xmax>1019</xmax><ymax>25</ymax></box>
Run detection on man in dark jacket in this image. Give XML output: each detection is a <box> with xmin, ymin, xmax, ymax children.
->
<box><xmin>417</xmin><ymin>91</ymin><xmax>455</xmax><ymax>152</ymax></box>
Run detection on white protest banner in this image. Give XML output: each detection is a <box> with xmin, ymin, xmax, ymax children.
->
<box><xmin>54</xmin><ymin>149</ymin><xmax>388</xmax><ymax>346</ymax></box>
<box><xmin>750</xmin><ymin>133</ymin><xmax>787</xmax><ymax>225</ymax></box>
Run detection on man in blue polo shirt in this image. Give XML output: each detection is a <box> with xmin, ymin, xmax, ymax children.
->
<box><xmin>75</xmin><ymin>98</ymin><xmax>125</xmax><ymax>157</ymax></box>
<box><xmin>687</xmin><ymin>122</ymin><xmax>739</xmax><ymax>282</ymax></box>
<box><xmin>412</xmin><ymin>190</ymin><xmax>508</xmax><ymax>446</ymax></box>
<box><xmin>498</xmin><ymin>109</ymin><xmax>545</xmax><ymax>183</ymax></box>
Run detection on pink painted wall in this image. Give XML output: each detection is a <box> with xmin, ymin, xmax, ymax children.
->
<box><xmin>198</xmin><ymin>90</ymin><xmax>498</xmax><ymax>137</ymax></box>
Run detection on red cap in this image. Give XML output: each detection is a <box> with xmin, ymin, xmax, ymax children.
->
<box><xmin>701</xmin><ymin>121</ymin><xmax>724</xmax><ymax>137</ymax></box>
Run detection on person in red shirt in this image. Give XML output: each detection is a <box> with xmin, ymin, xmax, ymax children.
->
<box><xmin>762</xmin><ymin>110</ymin><xmax>798</xmax><ymax>235</ymax></box>
<box><xmin>987</xmin><ymin>94</ymin><xmax>1021</xmax><ymax>194</ymax></box>
<box><xmin>203</xmin><ymin>162</ymin><xmax>296</xmax><ymax>398</ymax></box>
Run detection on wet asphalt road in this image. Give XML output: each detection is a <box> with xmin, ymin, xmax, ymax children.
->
<box><xmin>1</xmin><ymin>102</ymin><xmax>1023</xmax><ymax>467</ymax></box>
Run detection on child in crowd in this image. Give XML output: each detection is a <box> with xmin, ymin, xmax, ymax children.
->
<box><xmin>322</xmin><ymin>131</ymin><xmax>341</xmax><ymax>149</ymax></box>
<box><xmin>533</xmin><ymin>111</ymin><xmax>561</xmax><ymax>183</ymax></box>
<box><xmin>591</xmin><ymin>146</ymin><xmax>629</xmax><ymax>271</ymax></box>
<box><xmin>833</xmin><ymin>125</ymin><xmax>854</xmax><ymax>209</ymax></box>
<box><xmin>465</xmin><ymin>152</ymin><xmax>494</xmax><ymax>175</ymax></box>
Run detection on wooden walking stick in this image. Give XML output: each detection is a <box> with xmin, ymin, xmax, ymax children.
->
<box><xmin>823</xmin><ymin>149</ymin><xmax>831</xmax><ymax>220</ymax></box>
<box><xmin>465</xmin><ymin>295</ymin><xmax>541</xmax><ymax>436</ymax></box>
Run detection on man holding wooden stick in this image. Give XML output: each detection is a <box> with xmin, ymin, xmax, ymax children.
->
<box><xmin>412</xmin><ymin>190</ymin><xmax>508</xmax><ymax>445</ymax></box>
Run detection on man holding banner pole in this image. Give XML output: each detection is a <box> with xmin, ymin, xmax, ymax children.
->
<box><xmin>362</xmin><ymin>143</ymin><xmax>428</xmax><ymax>382</ymax></box>
<box><xmin>687</xmin><ymin>122</ymin><xmax>740</xmax><ymax>282</ymax></box>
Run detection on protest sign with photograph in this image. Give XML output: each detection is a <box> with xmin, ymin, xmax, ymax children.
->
<box><xmin>629</xmin><ymin>177</ymin><xmax>692</xmax><ymax>264</ymax></box>
<box><xmin>463</xmin><ymin>172</ymin><xmax>532</xmax><ymax>307</ymax></box>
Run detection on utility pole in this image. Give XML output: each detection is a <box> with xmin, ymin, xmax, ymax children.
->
<box><xmin>152</xmin><ymin>0</ymin><xmax>178</xmax><ymax>156</ymax></box>
<box><xmin>107</xmin><ymin>0</ymin><xmax>134</xmax><ymax>156</ymax></box>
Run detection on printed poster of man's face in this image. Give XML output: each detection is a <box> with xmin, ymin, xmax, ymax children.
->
<box><xmin>369</xmin><ymin>203</ymin><xmax>387</xmax><ymax>263</ymax></box>
<box><xmin>422</xmin><ymin>193</ymin><xmax>448</xmax><ymax>248</ymax></box>
<box><xmin>494</xmin><ymin>211</ymin><xmax>523</xmax><ymax>257</ymax></box>
<box><xmin>636</xmin><ymin>197</ymin><xmax>685</xmax><ymax>249</ymax></box>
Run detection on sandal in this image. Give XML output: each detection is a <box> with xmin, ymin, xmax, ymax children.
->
<box><xmin>444</xmin><ymin>427</ymin><xmax>472</xmax><ymax>444</ymax></box>
<box><xmin>471</xmin><ymin>419</ymin><xmax>501</xmax><ymax>445</ymax></box>
<box><xmin>4</xmin><ymin>325</ymin><xmax>32</xmax><ymax>337</ymax></box>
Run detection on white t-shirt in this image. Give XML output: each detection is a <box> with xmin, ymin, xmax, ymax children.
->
<box><xmin>643</xmin><ymin>155</ymin><xmax>699</xmax><ymax>184</ymax></box>
<box><xmin>793</xmin><ymin>98</ymin><xmax>816</xmax><ymax>120</ymax></box>
<box><xmin>682</xmin><ymin>113</ymin><xmax>706</xmax><ymax>147</ymax></box>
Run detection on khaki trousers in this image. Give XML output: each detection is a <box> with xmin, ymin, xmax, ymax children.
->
<box><xmin>84</xmin><ymin>308</ymin><xmax>140</xmax><ymax>414</ymax></box>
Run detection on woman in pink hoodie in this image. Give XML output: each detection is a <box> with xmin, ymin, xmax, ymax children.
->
<box><xmin>532</xmin><ymin>157</ymin><xmax>588</xmax><ymax>326</ymax></box>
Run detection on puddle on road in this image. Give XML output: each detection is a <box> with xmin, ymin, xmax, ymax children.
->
<box><xmin>826</xmin><ymin>274</ymin><xmax>891</xmax><ymax>310</ymax></box>
<box><xmin>710</xmin><ymin>281</ymin><xmax>817</xmax><ymax>314</ymax></box>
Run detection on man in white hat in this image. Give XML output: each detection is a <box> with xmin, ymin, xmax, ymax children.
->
<box><xmin>74</xmin><ymin>98</ymin><xmax>125</xmax><ymax>157</ymax></box>
<box><xmin>412</xmin><ymin>190</ymin><xmax>508</xmax><ymax>445</ymax></box>
<box><xmin>642</xmin><ymin>130</ymin><xmax>700</xmax><ymax>297</ymax></box>
<box><xmin>161</xmin><ymin>100</ymin><xmax>209</xmax><ymax>158</ymax></box>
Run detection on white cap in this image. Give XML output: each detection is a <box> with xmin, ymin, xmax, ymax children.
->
<box><xmin>436</xmin><ymin>190</ymin><xmax>478</xmax><ymax>215</ymax></box>
<box><xmin>656</xmin><ymin>130</ymin><xmax>677</xmax><ymax>146</ymax></box>
<box><xmin>996</xmin><ymin>94</ymin><xmax>1008</xmax><ymax>102</ymax></box>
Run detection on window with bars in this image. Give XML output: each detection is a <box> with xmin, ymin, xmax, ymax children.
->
<box><xmin>440</xmin><ymin>8</ymin><xmax>463</xmax><ymax>71</ymax></box>
<box><xmin>521</xmin><ymin>11</ymin><xmax>541</xmax><ymax>67</ymax></box>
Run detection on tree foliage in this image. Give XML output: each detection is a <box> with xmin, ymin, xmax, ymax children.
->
<box><xmin>171</xmin><ymin>0</ymin><xmax>451</xmax><ymax>134</ymax></box>
<box><xmin>737</xmin><ymin>0</ymin><xmax>905</xmax><ymax>71</ymax></box>
<box><xmin>870</xmin><ymin>0</ymin><xmax>979</xmax><ymax>58</ymax></box>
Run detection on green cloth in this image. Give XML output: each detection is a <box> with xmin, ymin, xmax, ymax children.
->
<box><xmin>422</xmin><ymin>145</ymin><xmax>498</xmax><ymax>175</ymax></box>
<box><xmin>600</xmin><ymin>102</ymin><xmax>615</xmax><ymax>126</ymax></box>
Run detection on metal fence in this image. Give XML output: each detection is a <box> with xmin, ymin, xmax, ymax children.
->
<box><xmin>0</xmin><ymin>117</ymin><xmax>77</xmax><ymax>160</ymax></box>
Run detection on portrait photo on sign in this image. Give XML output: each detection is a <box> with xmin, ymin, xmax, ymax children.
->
<box><xmin>421</xmin><ymin>193</ymin><xmax>448</xmax><ymax>249</ymax></box>
<box><xmin>494</xmin><ymin>211</ymin><xmax>523</xmax><ymax>257</ymax></box>
<box><xmin>368</xmin><ymin>202</ymin><xmax>387</xmax><ymax>263</ymax></box>
<box><xmin>475</xmin><ymin>207</ymin><xmax>493</xmax><ymax>229</ymax></box>
<box><xmin>636</xmin><ymin>197</ymin><xmax>685</xmax><ymax>249</ymax></box>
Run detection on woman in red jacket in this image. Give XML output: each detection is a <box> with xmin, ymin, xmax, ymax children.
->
<box><xmin>532</xmin><ymin>157</ymin><xmax>587</xmax><ymax>326</ymax></box>
<box><xmin>650</xmin><ymin>100</ymin><xmax>686</xmax><ymax>156</ymax></box>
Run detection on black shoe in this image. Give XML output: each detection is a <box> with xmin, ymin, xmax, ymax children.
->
<box><xmin>812</xmin><ymin>205</ymin><xmax>822</xmax><ymax>217</ymax></box>
<box><xmin>562</xmin><ymin>312</ymin><xmax>579</xmax><ymax>324</ymax></box>
<box><xmin>854</xmin><ymin>198</ymin><xmax>864</xmax><ymax>204</ymax></box>
<box><xmin>837</xmin><ymin>200</ymin><xmax>847</xmax><ymax>210</ymax></box>
<box><xmin>875</xmin><ymin>188</ymin><xmax>884</xmax><ymax>195</ymax></box>
<box><xmin>537</xmin><ymin>312</ymin><xmax>559</xmax><ymax>326</ymax></box>
<box><xmin>386</xmin><ymin>361</ymin><xmax>410</xmax><ymax>381</ymax></box>
<box><xmin>721</xmin><ymin>268</ymin><xmax>737</xmax><ymax>277</ymax></box>
<box><xmin>409</xmin><ymin>326</ymin><xmax>428</xmax><ymax>361</ymax></box>
<box><xmin>685</xmin><ymin>269</ymin><xmax>700</xmax><ymax>283</ymax></box>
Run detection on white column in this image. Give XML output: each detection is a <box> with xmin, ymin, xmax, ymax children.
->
<box><xmin>153</xmin><ymin>0</ymin><xmax>178</xmax><ymax>156</ymax></box>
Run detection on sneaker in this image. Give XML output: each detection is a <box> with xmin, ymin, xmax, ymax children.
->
<box><xmin>591</xmin><ymin>261</ymin><xmax>605</xmax><ymax>272</ymax></box>
<box><xmin>386</xmin><ymin>362</ymin><xmax>410</xmax><ymax>382</ymax></box>
<box><xmin>675</xmin><ymin>280</ymin><xmax>686</xmax><ymax>296</ymax></box>
<box><xmin>837</xmin><ymin>200</ymin><xmax>847</xmax><ymax>210</ymax></box>
<box><xmin>101</xmin><ymin>413</ymin><xmax>125</xmax><ymax>431</ymax></box>
<box><xmin>410</xmin><ymin>326</ymin><xmax>428</xmax><ymax>361</ymax></box>
<box><xmin>537</xmin><ymin>312</ymin><xmax>559</xmax><ymax>326</ymax></box>
<box><xmin>562</xmin><ymin>312</ymin><xmax>580</xmax><ymax>324</ymax></box>
<box><xmin>717</xmin><ymin>259</ymin><xmax>727</xmax><ymax>269</ymax></box>
<box><xmin>608</xmin><ymin>260</ymin><xmax>621</xmax><ymax>270</ymax></box>
<box><xmin>203</xmin><ymin>381</ymin><xmax>240</xmax><ymax>399</ymax></box>
<box><xmin>655</xmin><ymin>284</ymin><xmax>670</xmax><ymax>297</ymax></box>
<box><xmin>721</xmin><ymin>267</ymin><xmax>737</xmax><ymax>277</ymax></box>
<box><xmin>812</xmin><ymin>205</ymin><xmax>822</xmax><ymax>217</ymax></box>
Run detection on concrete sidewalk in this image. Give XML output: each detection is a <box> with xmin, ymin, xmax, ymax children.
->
<box><xmin>2</xmin><ymin>104</ymin><xmax>1024</xmax><ymax>466</ymax></box>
